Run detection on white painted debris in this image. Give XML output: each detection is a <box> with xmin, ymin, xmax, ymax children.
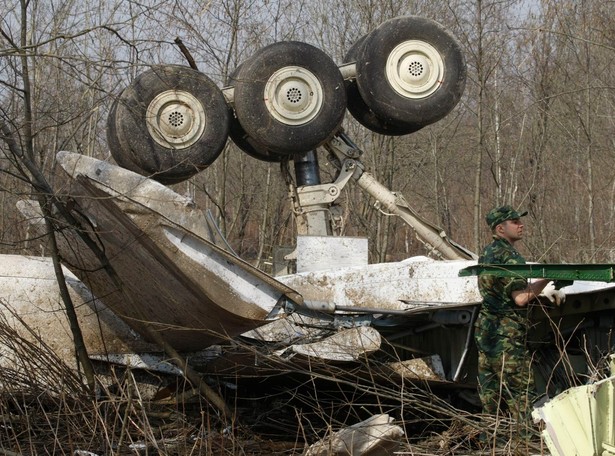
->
<box><xmin>242</xmin><ymin>313</ymin><xmax>332</xmax><ymax>344</ymax></box>
<box><xmin>0</xmin><ymin>254</ymin><xmax>157</xmax><ymax>370</ymax></box>
<box><xmin>304</xmin><ymin>413</ymin><xmax>404</xmax><ymax>456</ymax></box>
<box><xmin>278</xmin><ymin>256</ymin><xmax>480</xmax><ymax>313</ymax></box>
<box><xmin>88</xmin><ymin>353</ymin><xmax>181</xmax><ymax>375</ymax></box>
<box><xmin>16</xmin><ymin>152</ymin><xmax>302</xmax><ymax>351</ymax></box>
<box><xmin>532</xmin><ymin>373</ymin><xmax>615</xmax><ymax>456</ymax></box>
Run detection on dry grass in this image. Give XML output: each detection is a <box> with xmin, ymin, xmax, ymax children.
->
<box><xmin>0</xmin><ymin>304</ymin><xmax>608</xmax><ymax>455</ymax></box>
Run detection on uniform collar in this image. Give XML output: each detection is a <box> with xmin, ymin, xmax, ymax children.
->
<box><xmin>492</xmin><ymin>234</ymin><xmax>512</xmax><ymax>246</ymax></box>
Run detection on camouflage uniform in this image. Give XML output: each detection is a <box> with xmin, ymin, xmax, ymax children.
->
<box><xmin>475</xmin><ymin>208</ymin><xmax>538</xmax><ymax>422</ymax></box>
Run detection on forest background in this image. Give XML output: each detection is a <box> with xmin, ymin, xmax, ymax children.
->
<box><xmin>1</xmin><ymin>0</ymin><xmax>614</xmax><ymax>269</ymax></box>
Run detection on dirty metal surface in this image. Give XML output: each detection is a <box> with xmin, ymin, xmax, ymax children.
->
<box><xmin>386</xmin><ymin>356</ymin><xmax>446</xmax><ymax>381</ymax></box>
<box><xmin>36</xmin><ymin>152</ymin><xmax>303</xmax><ymax>351</ymax></box>
<box><xmin>56</xmin><ymin>152</ymin><xmax>302</xmax><ymax>306</ymax></box>
<box><xmin>0</xmin><ymin>255</ymin><xmax>158</xmax><ymax>368</ymax></box>
<box><xmin>278</xmin><ymin>256</ymin><xmax>481</xmax><ymax>312</ymax></box>
<box><xmin>295</xmin><ymin>235</ymin><xmax>368</xmax><ymax>273</ymax></box>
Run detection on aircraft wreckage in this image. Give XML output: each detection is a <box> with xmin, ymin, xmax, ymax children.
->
<box><xmin>2</xmin><ymin>14</ymin><xmax>615</xmax><ymax>453</ymax></box>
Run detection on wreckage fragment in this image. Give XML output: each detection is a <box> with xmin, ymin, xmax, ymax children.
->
<box><xmin>305</xmin><ymin>414</ymin><xmax>404</xmax><ymax>456</ymax></box>
<box><xmin>278</xmin><ymin>255</ymin><xmax>480</xmax><ymax>313</ymax></box>
<box><xmin>387</xmin><ymin>356</ymin><xmax>446</xmax><ymax>382</ymax></box>
<box><xmin>19</xmin><ymin>152</ymin><xmax>302</xmax><ymax>351</ymax></box>
<box><xmin>532</xmin><ymin>358</ymin><xmax>615</xmax><ymax>456</ymax></box>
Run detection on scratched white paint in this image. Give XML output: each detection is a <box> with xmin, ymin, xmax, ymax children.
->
<box><xmin>296</xmin><ymin>235</ymin><xmax>368</xmax><ymax>273</ymax></box>
<box><xmin>278</xmin><ymin>256</ymin><xmax>482</xmax><ymax>312</ymax></box>
<box><xmin>164</xmin><ymin>226</ymin><xmax>283</xmax><ymax>312</ymax></box>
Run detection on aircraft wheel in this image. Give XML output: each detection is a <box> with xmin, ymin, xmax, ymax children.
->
<box><xmin>228</xmin><ymin>63</ymin><xmax>284</xmax><ymax>162</ymax></box>
<box><xmin>233</xmin><ymin>41</ymin><xmax>346</xmax><ymax>156</ymax></box>
<box><xmin>355</xmin><ymin>16</ymin><xmax>466</xmax><ymax>128</ymax></box>
<box><xmin>344</xmin><ymin>35</ymin><xmax>422</xmax><ymax>136</ymax></box>
<box><xmin>107</xmin><ymin>65</ymin><xmax>229</xmax><ymax>184</ymax></box>
<box><xmin>107</xmin><ymin>95</ymin><xmax>138</xmax><ymax>172</ymax></box>
<box><xmin>228</xmin><ymin>115</ymin><xmax>284</xmax><ymax>163</ymax></box>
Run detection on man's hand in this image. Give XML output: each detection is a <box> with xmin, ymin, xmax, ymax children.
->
<box><xmin>540</xmin><ymin>281</ymin><xmax>568</xmax><ymax>306</ymax></box>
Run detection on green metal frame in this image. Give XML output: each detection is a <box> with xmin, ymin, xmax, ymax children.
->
<box><xmin>458</xmin><ymin>264</ymin><xmax>615</xmax><ymax>282</ymax></box>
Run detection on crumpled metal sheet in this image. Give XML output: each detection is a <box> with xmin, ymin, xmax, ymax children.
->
<box><xmin>17</xmin><ymin>152</ymin><xmax>303</xmax><ymax>351</ymax></box>
<box><xmin>387</xmin><ymin>355</ymin><xmax>447</xmax><ymax>381</ymax></box>
<box><xmin>277</xmin><ymin>256</ymin><xmax>481</xmax><ymax>313</ymax></box>
<box><xmin>532</xmin><ymin>373</ymin><xmax>615</xmax><ymax>456</ymax></box>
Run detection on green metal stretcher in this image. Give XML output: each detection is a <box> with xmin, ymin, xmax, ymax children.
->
<box><xmin>458</xmin><ymin>264</ymin><xmax>615</xmax><ymax>282</ymax></box>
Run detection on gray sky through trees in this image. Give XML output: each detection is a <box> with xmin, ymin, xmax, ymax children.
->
<box><xmin>1</xmin><ymin>0</ymin><xmax>615</xmax><ymax>263</ymax></box>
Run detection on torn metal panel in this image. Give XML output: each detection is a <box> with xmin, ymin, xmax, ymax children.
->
<box><xmin>56</xmin><ymin>151</ymin><xmax>302</xmax><ymax>305</ymax></box>
<box><xmin>532</xmin><ymin>374</ymin><xmax>615</xmax><ymax>456</ymax></box>
<box><xmin>89</xmin><ymin>346</ymin><xmax>224</xmax><ymax>376</ymax></box>
<box><xmin>241</xmin><ymin>313</ymin><xmax>332</xmax><ymax>344</ymax></box>
<box><xmin>18</xmin><ymin>153</ymin><xmax>302</xmax><ymax>351</ymax></box>
<box><xmin>89</xmin><ymin>353</ymin><xmax>182</xmax><ymax>375</ymax></box>
<box><xmin>56</xmin><ymin>152</ymin><xmax>222</xmax><ymax>246</ymax></box>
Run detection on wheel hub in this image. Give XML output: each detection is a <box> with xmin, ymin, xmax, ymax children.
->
<box><xmin>264</xmin><ymin>66</ymin><xmax>323</xmax><ymax>125</ymax></box>
<box><xmin>146</xmin><ymin>90</ymin><xmax>206</xmax><ymax>149</ymax></box>
<box><xmin>386</xmin><ymin>40</ymin><xmax>444</xmax><ymax>99</ymax></box>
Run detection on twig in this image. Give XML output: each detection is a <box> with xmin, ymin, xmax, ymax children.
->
<box><xmin>174</xmin><ymin>37</ymin><xmax>198</xmax><ymax>70</ymax></box>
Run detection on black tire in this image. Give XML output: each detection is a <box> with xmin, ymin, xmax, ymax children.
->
<box><xmin>228</xmin><ymin>112</ymin><xmax>285</xmax><ymax>162</ymax></box>
<box><xmin>107</xmin><ymin>65</ymin><xmax>229</xmax><ymax>184</ymax></box>
<box><xmin>233</xmin><ymin>41</ymin><xmax>346</xmax><ymax>156</ymax></box>
<box><xmin>344</xmin><ymin>35</ymin><xmax>422</xmax><ymax>136</ymax></box>
<box><xmin>107</xmin><ymin>93</ymin><xmax>143</xmax><ymax>174</ymax></box>
<box><xmin>227</xmin><ymin>63</ymin><xmax>284</xmax><ymax>162</ymax></box>
<box><xmin>355</xmin><ymin>16</ymin><xmax>466</xmax><ymax>128</ymax></box>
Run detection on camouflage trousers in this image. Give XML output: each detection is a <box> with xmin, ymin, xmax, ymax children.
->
<box><xmin>474</xmin><ymin>313</ymin><xmax>537</xmax><ymax>423</ymax></box>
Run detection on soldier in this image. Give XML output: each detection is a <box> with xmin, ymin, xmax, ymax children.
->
<box><xmin>474</xmin><ymin>205</ymin><xmax>550</xmax><ymax>428</ymax></box>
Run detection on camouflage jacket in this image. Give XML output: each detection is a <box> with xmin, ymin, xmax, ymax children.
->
<box><xmin>477</xmin><ymin>236</ymin><xmax>528</xmax><ymax>324</ymax></box>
